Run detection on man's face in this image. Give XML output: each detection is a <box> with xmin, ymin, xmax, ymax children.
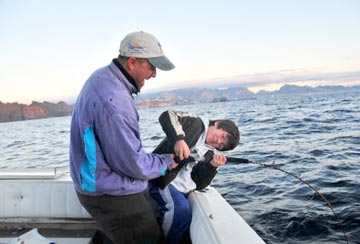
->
<box><xmin>131</xmin><ymin>58</ymin><xmax>157</xmax><ymax>90</ymax></box>
<box><xmin>205</xmin><ymin>122</ymin><xmax>230</xmax><ymax>150</ymax></box>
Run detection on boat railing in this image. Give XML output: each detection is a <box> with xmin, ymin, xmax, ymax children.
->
<box><xmin>0</xmin><ymin>167</ymin><xmax>68</xmax><ymax>179</ymax></box>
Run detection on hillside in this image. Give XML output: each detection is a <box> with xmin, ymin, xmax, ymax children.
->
<box><xmin>1</xmin><ymin>84</ymin><xmax>359</xmax><ymax>122</ymax></box>
<box><xmin>256</xmin><ymin>84</ymin><xmax>360</xmax><ymax>96</ymax></box>
<box><xmin>136</xmin><ymin>84</ymin><xmax>359</xmax><ymax>108</ymax></box>
<box><xmin>0</xmin><ymin>101</ymin><xmax>73</xmax><ymax>123</ymax></box>
<box><xmin>136</xmin><ymin>86</ymin><xmax>255</xmax><ymax>108</ymax></box>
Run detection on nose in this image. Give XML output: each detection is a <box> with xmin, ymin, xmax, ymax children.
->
<box><xmin>216</xmin><ymin>137</ymin><xmax>221</xmax><ymax>144</ymax></box>
<box><xmin>151</xmin><ymin>69</ymin><xmax>157</xmax><ymax>78</ymax></box>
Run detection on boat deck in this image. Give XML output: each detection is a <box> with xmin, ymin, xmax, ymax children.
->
<box><xmin>0</xmin><ymin>168</ymin><xmax>97</xmax><ymax>243</ymax></box>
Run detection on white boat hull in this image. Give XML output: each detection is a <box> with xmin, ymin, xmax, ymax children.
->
<box><xmin>189</xmin><ymin>187</ymin><xmax>265</xmax><ymax>244</ymax></box>
<box><xmin>0</xmin><ymin>170</ymin><xmax>265</xmax><ymax>244</ymax></box>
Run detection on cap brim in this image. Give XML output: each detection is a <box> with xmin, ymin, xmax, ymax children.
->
<box><xmin>148</xmin><ymin>56</ymin><xmax>175</xmax><ymax>71</ymax></box>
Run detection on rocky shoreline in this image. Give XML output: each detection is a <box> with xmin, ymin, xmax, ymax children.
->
<box><xmin>2</xmin><ymin>84</ymin><xmax>358</xmax><ymax>123</ymax></box>
<box><xmin>0</xmin><ymin>101</ymin><xmax>73</xmax><ymax>123</ymax></box>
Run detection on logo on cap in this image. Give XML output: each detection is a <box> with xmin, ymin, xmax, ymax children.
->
<box><xmin>129</xmin><ymin>42</ymin><xmax>145</xmax><ymax>54</ymax></box>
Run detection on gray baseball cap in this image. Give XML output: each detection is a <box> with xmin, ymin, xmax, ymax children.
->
<box><xmin>119</xmin><ymin>31</ymin><xmax>175</xmax><ymax>71</ymax></box>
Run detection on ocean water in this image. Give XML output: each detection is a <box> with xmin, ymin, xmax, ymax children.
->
<box><xmin>1</xmin><ymin>91</ymin><xmax>359</xmax><ymax>244</ymax></box>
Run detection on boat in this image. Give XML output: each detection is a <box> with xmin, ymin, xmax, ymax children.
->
<box><xmin>0</xmin><ymin>168</ymin><xmax>265</xmax><ymax>244</ymax></box>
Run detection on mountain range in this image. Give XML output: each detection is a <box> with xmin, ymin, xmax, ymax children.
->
<box><xmin>1</xmin><ymin>84</ymin><xmax>359</xmax><ymax>122</ymax></box>
<box><xmin>135</xmin><ymin>84</ymin><xmax>360</xmax><ymax>108</ymax></box>
<box><xmin>256</xmin><ymin>84</ymin><xmax>360</xmax><ymax>96</ymax></box>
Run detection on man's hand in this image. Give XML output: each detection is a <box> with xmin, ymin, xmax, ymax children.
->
<box><xmin>168</xmin><ymin>153</ymin><xmax>179</xmax><ymax>170</ymax></box>
<box><xmin>174</xmin><ymin>140</ymin><xmax>190</xmax><ymax>160</ymax></box>
<box><xmin>210</xmin><ymin>154</ymin><xmax>227</xmax><ymax>167</ymax></box>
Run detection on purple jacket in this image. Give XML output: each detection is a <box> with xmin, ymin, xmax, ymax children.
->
<box><xmin>70</xmin><ymin>60</ymin><xmax>173</xmax><ymax>196</ymax></box>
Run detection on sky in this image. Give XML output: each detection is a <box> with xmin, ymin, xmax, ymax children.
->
<box><xmin>1</xmin><ymin>0</ymin><xmax>360</xmax><ymax>104</ymax></box>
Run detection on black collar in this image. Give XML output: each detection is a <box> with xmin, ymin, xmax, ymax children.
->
<box><xmin>112</xmin><ymin>58</ymin><xmax>140</xmax><ymax>93</ymax></box>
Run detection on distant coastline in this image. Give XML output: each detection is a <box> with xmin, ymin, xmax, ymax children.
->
<box><xmin>1</xmin><ymin>84</ymin><xmax>359</xmax><ymax>123</ymax></box>
<box><xmin>135</xmin><ymin>84</ymin><xmax>360</xmax><ymax>108</ymax></box>
<box><xmin>0</xmin><ymin>101</ymin><xmax>73</xmax><ymax>123</ymax></box>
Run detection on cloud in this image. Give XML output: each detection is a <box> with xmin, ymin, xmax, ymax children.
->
<box><xmin>214</xmin><ymin>69</ymin><xmax>360</xmax><ymax>86</ymax></box>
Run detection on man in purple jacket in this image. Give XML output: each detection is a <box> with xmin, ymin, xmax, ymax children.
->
<box><xmin>69</xmin><ymin>31</ymin><xmax>177</xmax><ymax>243</ymax></box>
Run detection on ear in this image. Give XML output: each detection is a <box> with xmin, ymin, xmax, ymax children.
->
<box><xmin>127</xmin><ymin>57</ymin><xmax>137</xmax><ymax>71</ymax></box>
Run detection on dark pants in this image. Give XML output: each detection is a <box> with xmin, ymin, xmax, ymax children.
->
<box><xmin>77</xmin><ymin>191</ymin><xmax>163</xmax><ymax>244</ymax></box>
<box><xmin>148</xmin><ymin>183</ymin><xmax>192</xmax><ymax>244</ymax></box>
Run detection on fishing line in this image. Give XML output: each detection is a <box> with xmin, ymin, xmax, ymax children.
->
<box><xmin>226</xmin><ymin>157</ymin><xmax>349</xmax><ymax>244</ymax></box>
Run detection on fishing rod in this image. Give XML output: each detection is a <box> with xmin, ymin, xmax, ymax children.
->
<box><xmin>226</xmin><ymin>157</ymin><xmax>349</xmax><ymax>244</ymax></box>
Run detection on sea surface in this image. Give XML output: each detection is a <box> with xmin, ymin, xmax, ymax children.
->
<box><xmin>1</xmin><ymin>91</ymin><xmax>359</xmax><ymax>244</ymax></box>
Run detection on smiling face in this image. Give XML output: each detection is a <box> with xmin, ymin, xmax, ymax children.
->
<box><xmin>205</xmin><ymin>121</ymin><xmax>230</xmax><ymax>150</ymax></box>
<box><xmin>126</xmin><ymin>57</ymin><xmax>157</xmax><ymax>90</ymax></box>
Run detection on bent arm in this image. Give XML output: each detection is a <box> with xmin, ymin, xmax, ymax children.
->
<box><xmin>159</xmin><ymin>110</ymin><xmax>199</xmax><ymax>159</ymax></box>
<box><xmin>98</xmin><ymin>112</ymin><xmax>174</xmax><ymax>180</ymax></box>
